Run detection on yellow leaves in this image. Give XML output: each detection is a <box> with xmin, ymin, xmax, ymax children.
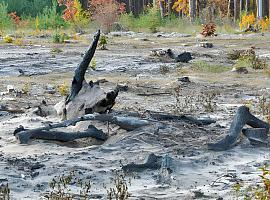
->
<box><xmin>58</xmin><ymin>82</ymin><xmax>69</xmax><ymax>96</ymax></box>
<box><xmin>239</xmin><ymin>13</ymin><xmax>256</xmax><ymax>31</ymax></box>
<box><xmin>258</xmin><ymin>17</ymin><xmax>270</xmax><ymax>32</ymax></box>
<box><xmin>3</xmin><ymin>35</ymin><xmax>13</xmax><ymax>43</ymax></box>
<box><xmin>172</xmin><ymin>0</ymin><xmax>189</xmax><ymax>15</ymax></box>
<box><xmin>35</xmin><ymin>16</ymin><xmax>40</xmax><ymax>31</ymax></box>
<box><xmin>239</xmin><ymin>13</ymin><xmax>269</xmax><ymax>32</ymax></box>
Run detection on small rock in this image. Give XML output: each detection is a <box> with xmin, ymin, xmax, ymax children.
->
<box><xmin>231</xmin><ymin>67</ymin><xmax>248</xmax><ymax>74</ymax></box>
<box><xmin>31</xmin><ymin>171</ymin><xmax>39</xmax><ymax>178</ymax></box>
<box><xmin>7</xmin><ymin>85</ymin><xmax>15</xmax><ymax>93</ymax></box>
<box><xmin>112</xmin><ymin>22</ymin><xmax>125</xmax><ymax>31</ymax></box>
<box><xmin>178</xmin><ymin>76</ymin><xmax>190</xmax><ymax>83</ymax></box>
<box><xmin>30</xmin><ymin>163</ymin><xmax>45</xmax><ymax>170</ymax></box>
<box><xmin>117</xmin><ymin>84</ymin><xmax>128</xmax><ymax>92</ymax></box>
<box><xmin>198</xmin><ymin>42</ymin><xmax>213</xmax><ymax>48</ymax></box>
<box><xmin>45</xmin><ymin>84</ymin><xmax>56</xmax><ymax>94</ymax></box>
<box><xmin>234</xmin><ymin>93</ymin><xmax>241</xmax><ymax>98</ymax></box>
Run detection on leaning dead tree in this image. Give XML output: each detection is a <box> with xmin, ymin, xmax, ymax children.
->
<box><xmin>14</xmin><ymin>30</ymin><xmax>121</xmax><ymax>144</ymax></box>
<box><xmin>208</xmin><ymin>106</ymin><xmax>270</xmax><ymax>151</ymax></box>
<box><xmin>55</xmin><ymin>30</ymin><xmax>119</xmax><ymax>120</ymax></box>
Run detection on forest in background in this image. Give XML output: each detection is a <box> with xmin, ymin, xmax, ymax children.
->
<box><xmin>0</xmin><ymin>0</ymin><xmax>269</xmax><ymax>37</ymax></box>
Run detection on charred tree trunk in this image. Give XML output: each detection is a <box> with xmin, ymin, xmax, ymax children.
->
<box><xmin>14</xmin><ymin>113</ymin><xmax>150</xmax><ymax>144</ymax></box>
<box><xmin>159</xmin><ymin>0</ymin><xmax>166</xmax><ymax>18</ymax></box>
<box><xmin>234</xmin><ymin>0</ymin><xmax>238</xmax><ymax>22</ymax></box>
<box><xmin>246</xmin><ymin>0</ymin><xmax>250</xmax><ymax>12</ymax></box>
<box><xmin>208</xmin><ymin>106</ymin><xmax>269</xmax><ymax>151</ymax></box>
<box><xmin>168</xmin><ymin>0</ymin><xmax>173</xmax><ymax>16</ymax></box>
<box><xmin>189</xmin><ymin>0</ymin><xmax>196</xmax><ymax>22</ymax></box>
<box><xmin>66</xmin><ymin>30</ymin><xmax>100</xmax><ymax>104</ymax></box>
<box><xmin>54</xmin><ymin>30</ymin><xmax>119</xmax><ymax>120</ymax></box>
<box><xmin>240</xmin><ymin>0</ymin><xmax>243</xmax><ymax>15</ymax></box>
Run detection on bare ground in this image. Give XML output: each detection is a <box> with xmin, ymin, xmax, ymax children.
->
<box><xmin>0</xmin><ymin>32</ymin><xmax>269</xmax><ymax>199</ymax></box>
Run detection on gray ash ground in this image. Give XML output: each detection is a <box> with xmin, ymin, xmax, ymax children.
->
<box><xmin>0</xmin><ymin>32</ymin><xmax>269</xmax><ymax>199</ymax></box>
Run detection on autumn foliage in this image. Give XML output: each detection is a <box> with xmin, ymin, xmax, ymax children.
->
<box><xmin>201</xmin><ymin>22</ymin><xmax>216</xmax><ymax>37</ymax></box>
<box><xmin>57</xmin><ymin>0</ymin><xmax>89</xmax><ymax>32</ymax></box>
<box><xmin>90</xmin><ymin>0</ymin><xmax>125</xmax><ymax>33</ymax></box>
<box><xmin>8</xmin><ymin>12</ymin><xmax>20</xmax><ymax>25</ymax></box>
<box><xmin>239</xmin><ymin>13</ymin><xmax>269</xmax><ymax>32</ymax></box>
<box><xmin>172</xmin><ymin>0</ymin><xmax>189</xmax><ymax>15</ymax></box>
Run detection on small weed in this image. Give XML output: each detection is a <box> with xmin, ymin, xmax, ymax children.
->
<box><xmin>228</xmin><ymin>48</ymin><xmax>266</xmax><ymax>70</ymax></box>
<box><xmin>258</xmin><ymin>95</ymin><xmax>270</xmax><ymax>123</ymax></box>
<box><xmin>89</xmin><ymin>58</ymin><xmax>97</xmax><ymax>71</ymax></box>
<box><xmin>13</xmin><ymin>38</ymin><xmax>23</xmax><ymax>46</ymax></box>
<box><xmin>52</xmin><ymin>32</ymin><xmax>67</xmax><ymax>43</ymax></box>
<box><xmin>0</xmin><ymin>183</ymin><xmax>10</xmax><ymax>200</ymax></box>
<box><xmin>99</xmin><ymin>34</ymin><xmax>108</xmax><ymax>50</ymax></box>
<box><xmin>232</xmin><ymin>166</ymin><xmax>270</xmax><ymax>199</ymax></box>
<box><xmin>106</xmin><ymin>170</ymin><xmax>131</xmax><ymax>200</ymax></box>
<box><xmin>58</xmin><ymin>82</ymin><xmax>69</xmax><ymax>96</ymax></box>
<box><xmin>22</xmin><ymin>82</ymin><xmax>31</xmax><ymax>95</ymax></box>
<box><xmin>50</xmin><ymin>47</ymin><xmax>63</xmax><ymax>54</ymax></box>
<box><xmin>159</xmin><ymin>65</ymin><xmax>170</xmax><ymax>75</ymax></box>
<box><xmin>3</xmin><ymin>35</ymin><xmax>13</xmax><ymax>43</ymax></box>
<box><xmin>251</xmin><ymin>57</ymin><xmax>267</xmax><ymax>70</ymax></box>
<box><xmin>172</xmin><ymin>86</ymin><xmax>219</xmax><ymax>114</ymax></box>
<box><xmin>192</xmin><ymin>61</ymin><xmax>231</xmax><ymax>73</ymax></box>
<box><xmin>45</xmin><ymin>171</ymin><xmax>91</xmax><ymax>200</ymax></box>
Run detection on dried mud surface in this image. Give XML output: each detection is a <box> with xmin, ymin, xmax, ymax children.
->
<box><xmin>0</xmin><ymin>32</ymin><xmax>269</xmax><ymax>199</ymax></box>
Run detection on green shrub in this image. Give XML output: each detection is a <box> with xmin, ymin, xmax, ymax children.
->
<box><xmin>136</xmin><ymin>5</ymin><xmax>161</xmax><ymax>33</ymax></box>
<box><xmin>119</xmin><ymin>12</ymin><xmax>135</xmax><ymax>30</ymax></box>
<box><xmin>52</xmin><ymin>31</ymin><xmax>67</xmax><ymax>43</ymax></box>
<box><xmin>0</xmin><ymin>2</ymin><xmax>13</xmax><ymax>31</ymax></box>
<box><xmin>193</xmin><ymin>60</ymin><xmax>232</xmax><ymax>73</ymax></box>
<box><xmin>36</xmin><ymin>0</ymin><xmax>66</xmax><ymax>30</ymax></box>
<box><xmin>3</xmin><ymin>0</ymin><xmax>53</xmax><ymax>17</ymax></box>
<box><xmin>160</xmin><ymin>15</ymin><xmax>201</xmax><ymax>34</ymax></box>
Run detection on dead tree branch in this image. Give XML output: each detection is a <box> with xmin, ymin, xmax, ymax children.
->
<box><xmin>14</xmin><ymin>113</ymin><xmax>150</xmax><ymax>144</ymax></box>
<box><xmin>66</xmin><ymin>30</ymin><xmax>100</xmax><ymax>104</ymax></box>
<box><xmin>208</xmin><ymin>106</ymin><xmax>269</xmax><ymax>151</ymax></box>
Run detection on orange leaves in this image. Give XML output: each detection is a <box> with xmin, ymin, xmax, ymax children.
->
<box><xmin>57</xmin><ymin>0</ymin><xmax>78</xmax><ymax>21</ymax></box>
<box><xmin>91</xmin><ymin>0</ymin><xmax>125</xmax><ymax>15</ymax></box>
<box><xmin>90</xmin><ymin>0</ymin><xmax>126</xmax><ymax>33</ymax></box>
<box><xmin>172</xmin><ymin>0</ymin><xmax>189</xmax><ymax>15</ymax></box>
<box><xmin>201</xmin><ymin>22</ymin><xmax>216</xmax><ymax>37</ymax></box>
<box><xmin>8</xmin><ymin>12</ymin><xmax>21</xmax><ymax>25</ymax></box>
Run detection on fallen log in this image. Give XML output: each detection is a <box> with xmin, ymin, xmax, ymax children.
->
<box><xmin>122</xmin><ymin>153</ymin><xmax>162</xmax><ymax>172</ymax></box>
<box><xmin>208</xmin><ymin>106</ymin><xmax>270</xmax><ymax>151</ymax></box>
<box><xmin>15</xmin><ymin>125</ymin><xmax>107</xmax><ymax>144</ymax></box>
<box><xmin>143</xmin><ymin>110</ymin><xmax>216</xmax><ymax>126</ymax></box>
<box><xmin>14</xmin><ymin>113</ymin><xmax>150</xmax><ymax>144</ymax></box>
<box><xmin>242</xmin><ymin>128</ymin><xmax>268</xmax><ymax>145</ymax></box>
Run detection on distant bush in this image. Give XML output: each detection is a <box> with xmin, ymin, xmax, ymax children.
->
<box><xmin>3</xmin><ymin>0</ymin><xmax>53</xmax><ymax>17</ymax></box>
<box><xmin>136</xmin><ymin>5</ymin><xmax>161</xmax><ymax>33</ymax></box>
<box><xmin>58</xmin><ymin>0</ymin><xmax>90</xmax><ymax>32</ymax></box>
<box><xmin>0</xmin><ymin>2</ymin><xmax>13</xmax><ymax>31</ymax></box>
<box><xmin>119</xmin><ymin>12</ymin><xmax>135</xmax><ymax>30</ymax></box>
<box><xmin>35</xmin><ymin>0</ymin><xmax>66</xmax><ymax>30</ymax></box>
<box><xmin>192</xmin><ymin>60</ymin><xmax>231</xmax><ymax>73</ymax></box>
<box><xmin>239</xmin><ymin>13</ymin><xmax>270</xmax><ymax>32</ymax></box>
<box><xmin>90</xmin><ymin>0</ymin><xmax>126</xmax><ymax>33</ymax></box>
<box><xmin>119</xmin><ymin>5</ymin><xmax>161</xmax><ymax>33</ymax></box>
